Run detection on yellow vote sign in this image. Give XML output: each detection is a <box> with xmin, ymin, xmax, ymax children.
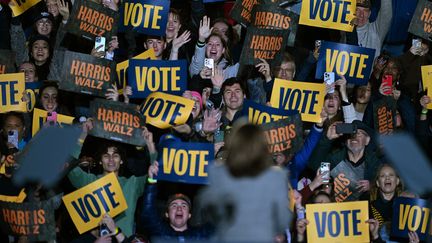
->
<box><xmin>421</xmin><ymin>65</ymin><xmax>432</xmax><ymax>109</ymax></box>
<box><xmin>0</xmin><ymin>73</ymin><xmax>27</xmax><ymax>113</ymax></box>
<box><xmin>270</xmin><ymin>79</ymin><xmax>326</xmax><ymax>123</ymax></box>
<box><xmin>116</xmin><ymin>49</ymin><xmax>156</xmax><ymax>89</ymax></box>
<box><xmin>306</xmin><ymin>201</ymin><xmax>370</xmax><ymax>243</ymax></box>
<box><xmin>62</xmin><ymin>173</ymin><xmax>127</xmax><ymax>234</ymax></box>
<box><xmin>31</xmin><ymin>108</ymin><xmax>75</xmax><ymax>136</ymax></box>
<box><xmin>9</xmin><ymin>0</ymin><xmax>42</xmax><ymax>17</ymax></box>
<box><xmin>299</xmin><ymin>0</ymin><xmax>356</xmax><ymax>32</ymax></box>
<box><xmin>140</xmin><ymin>92</ymin><xmax>194</xmax><ymax>129</ymax></box>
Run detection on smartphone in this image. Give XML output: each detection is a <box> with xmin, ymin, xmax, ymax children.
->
<box><xmin>47</xmin><ymin>111</ymin><xmax>58</xmax><ymax>125</ymax></box>
<box><xmin>336</xmin><ymin>123</ymin><xmax>357</xmax><ymax>134</ymax></box>
<box><xmin>315</xmin><ymin>40</ymin><xmax>322</xmax><ymax>49</ymax></box>
<box><xmin>95</xmin><ymin>36</ymin><xmax>106</xmax><ymax>56</ymax></box>
<box><xmin>412</xmin><ymin>38</ymin><xmax>422</xmax><ymax>49</ymax></box>
<box><xmin>99</xmin><ymin>223</ymin><xmax>110</xmax><ymax>237</ymax></box>
<box><xmin>382</xmin><ymin>75</ymin><xmax>393</xmax><ymax>95</ymax></box>
<box><xmin>214</xmin><ymin>130</ymin><xmax>224</xmax><ymax>143</ymax></box>
<box><xmin>324</xmin><ymin>71</ymin><xmax>335</xmax><ymax>93</ymax></box>
<box><xmin>7</xmin><ymin>130</ymin><xmax>19</xmax><ymax>149</ymax></box>
<box><xmin>204</xmin><ymin>58</ymin><xmax>214</xmax><ymax>76</ymax></box>
<box><xmin>319</xmin><ymin>162</ymin><xmax>331</xmax><ymax>183</ymax></box>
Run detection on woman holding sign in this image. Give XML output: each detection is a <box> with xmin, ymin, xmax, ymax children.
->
<box><xmin>199</xmin><ymin>123</ymin><xmax>291</xmax><ymax>242</ymax></box>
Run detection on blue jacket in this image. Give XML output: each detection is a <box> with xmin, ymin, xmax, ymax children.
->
<box><xmin>141</xmin><ymin>184</ymin><xmax>213</xmax><ymax>242</ymax></box>
<box><xmin>370</xmin><ymin>0</ymin><xmax>418</xmax><ymax>44</ymax></box>
<box><xmin>287</xmin><ymin>125</ymin><xmax>323</xmax><ymax>188</ymax></box>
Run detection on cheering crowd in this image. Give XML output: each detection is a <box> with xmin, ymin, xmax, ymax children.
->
<box><xmin>0</xmin><ymin>0</ymin><xmax>432</xmax><ymax>242</ymax></box>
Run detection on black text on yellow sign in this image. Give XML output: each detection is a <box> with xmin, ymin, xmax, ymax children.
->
<box><xmin>249</xmin><ymin>107</ymin><xmax>288</xmax><ymax>124</ymax></box>
<box><xmin>62</xmin><ymin>173</ymin><xmax>127</xmax><ymax>234</ymax></box>
<box><xmin>0</xmin><ymin>73</ymin><xmax>27</xmax><ymax>113</ymax></box>
<box><xmin>270</xmin><ymin>79</ymin><xmax>326</xmax><ymax>123</ymax></box>
<box><xmin>141</xmin><ymin>92</ymin><xmax>194</xmax><ymax>129</ymax></box>
<box><xmin>300</xmin><ymin>0</ymin><xmax>355</xmax><ymax>32</ymax></box>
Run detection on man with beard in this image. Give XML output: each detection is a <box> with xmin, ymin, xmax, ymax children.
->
<box><xmin>308</xmin><ymin>120</ymin><xmax>381</xmax><ymax>202</ymax></box>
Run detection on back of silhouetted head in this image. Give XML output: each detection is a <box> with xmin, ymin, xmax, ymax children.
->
<box><xmin>226</xmin><ymin>123</ymin><xmax>272</xmax><ymax>178</ymax></box>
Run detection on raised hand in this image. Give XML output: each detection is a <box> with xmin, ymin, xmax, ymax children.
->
<box><xmin>255</xmin><ymin>58</ymin><xmax>272</xmax><ymax>81</ymax></box>
<box><xmin>211</xmin><ymin>67</ymin><xmax>224</xmax><ymax>89</ymax></box>
<box><xmin>420</xmin><ymin>95</ymin><xmax>431</xmax><ymax>109</ymax></box>
<box><xmin>202</xmin><ymin>108</ymin><xmax>222</xmax><ymax>134</ymax></box>
<box><xmin>326</xmin><ymin>121</ymin><xmax>343</xmax><ymax>140</ymax></box>
<box><xmin>57</xmin><ymin>0</ymin><xmax>70</xmax><ymax>22</ymax></box>
<box><xmin>142</xmin><ymin>127</ymin><xmax>156</xmax><ymax>154</ymax></box>
<box><xmin>172</xmin><ymin>30</ymin><xmax>191</xmax><ymax>51</ymax></box>
<box><xmin>91</xmin><ymin>45</ymin><xmax>105</xmax><ymax>58</ymax></box>
<box><xmin>102</xmin><ymin>0</ymin><xmax>119</xmax><ymax>11</ymax></box>
<box><xmin>148</xmin><ymin>161</ymin><xmax>159</xmax><ymax>179</ymax></box>
<box><xmin>123</xmin><ymin>85</ymin><xmax>132</xmax><ymax>104</ymax></box>
<box><xmin>105</xmin><ymin>84</ymin><xmax>119</xmax><ymax>101</ymax></box>
<box><xmin>107</xmin><ymin>36</ymin><xmax>119</xmax><ymax>53</ymax></box>
<box><xmin>198</xmin><ymin>16</ymin><xmax>213</xmax><ymax>42</ymax></box>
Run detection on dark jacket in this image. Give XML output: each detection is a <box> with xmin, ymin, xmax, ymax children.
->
<box><xmin>288</xmin><ymin>125</ymin><xmax>323</xmax><ymax>188</ymax></box>
<box><xmin>308</xmin><ymin>136</ymin><xmax>382</xmax><ymax>181</ymax></box>
<box><xmin>141</xmin><ymin>184</ymin><xmax>213</xmax><ymax>242</ymax></box>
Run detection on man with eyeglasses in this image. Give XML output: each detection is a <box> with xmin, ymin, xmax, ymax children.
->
<box><xmin>34</xmin><ymin>12</ymin><xmax>55</xmax><ymax>37</ymax></box>
<box><xmin>308</xmin><ymin>120</ymin><xmax>381</xmax><ymax>201</ymax></box>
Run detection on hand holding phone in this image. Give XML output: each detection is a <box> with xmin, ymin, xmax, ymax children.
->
<box><xmin>324</xmin><ymin>72</ymin><xmax>335</xmax><ymax>93</ymax></box>
<box><xmin>204</xmin><ymin>58</ymin><xmax>214</xmax><ymax>77</ymax></box>
<box><xmin>94</xmin><ymin>36</ymin><xmax>106</xmax><ymax>58</ymax></box>
<box><xmin>319</xmin><ymin>162</ymin><xmax>330</xmax><ymax>184</ymax></box>
<box><xmin>381</xmin><ymin>75</ymin><xmax>393</xmax><ymax>95</ymax></box>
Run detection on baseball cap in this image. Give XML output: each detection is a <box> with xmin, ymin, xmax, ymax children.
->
<box><xmin>351</xmin><ymin>120</ymin><xmax>374</xmax><ymax>138</ymax></box>
<box><xmin>357</xmin><ymin>0</ymin><xmax>371</xmax><ymax>8</ymax></box>
<box><xmin>34</xmin><ymin>11</ymin><xmax>55</xmax><ymax>23</ymax></box>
